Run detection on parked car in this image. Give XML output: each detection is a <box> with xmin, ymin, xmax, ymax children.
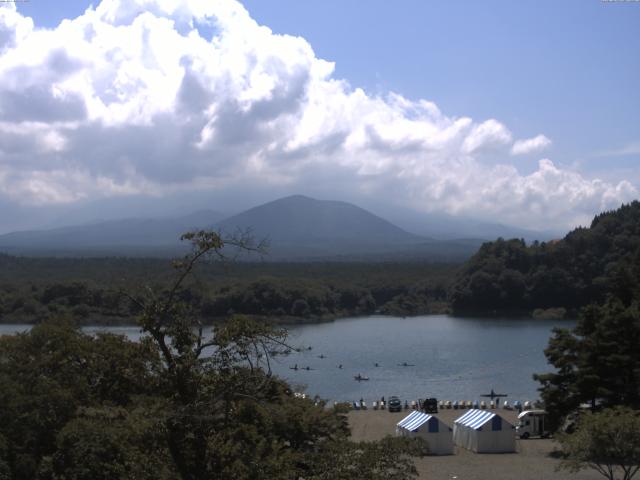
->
<box><xmin>388</xmin><ymin>396</ymin><xmax>402</xmax><ymax>412</ymax></box>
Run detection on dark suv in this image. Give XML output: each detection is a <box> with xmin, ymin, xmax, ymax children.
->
<box><xmin>388</xmin><ymin>396</ymin><xmax>402</xmax><ymax>412</ymax></box>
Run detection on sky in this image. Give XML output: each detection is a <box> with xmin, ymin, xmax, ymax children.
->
<box><xmin>0</xmin><ymin>0</ymin><xmax>638</xmax><ymax>233</ymax></box>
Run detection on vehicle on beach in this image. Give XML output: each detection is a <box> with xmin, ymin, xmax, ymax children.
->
<box><xmin>388</xmin><ymin>396</ymin><xmax>402</xmax><ymax>412</ymax></box>
<box><xmin>516</xmin><ymin>410</ymin><xmax>549</xmax><ymax>439</ymax></box>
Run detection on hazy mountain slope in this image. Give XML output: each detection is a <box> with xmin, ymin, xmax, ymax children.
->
<box><xmin>0</xmin><ymin>210</ymin><xmax>223</xmax><ymax>253</ymax></box>
<box><xmin>0</xmin><ymin>195</ymin><xmax>485</xmax><ymax>260</ymax></box>
<box><xmin>216</xmin><ymin>195</ymin><xmax>425</xmax><ymax>246</ymax></box>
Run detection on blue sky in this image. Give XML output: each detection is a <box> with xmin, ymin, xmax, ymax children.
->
<box><xmin>1</xmin><ymin>0</ymin><xmax>638</xmax><ymax>232</ymax></box>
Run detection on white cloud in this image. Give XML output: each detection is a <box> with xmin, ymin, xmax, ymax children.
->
<box><xmin>511</xmin><ymin>134</ymin><xmax>552</xmax><ymax>155</ymax></box>
<box><xmin>462</xmin><ymin>119</ymin><xmax>512</xmax><ymax>154</ymax></box>
<box><xmin>0</xmin><ymin>0</ymin><xmax>636</xmax><ymax>231</ymax></box>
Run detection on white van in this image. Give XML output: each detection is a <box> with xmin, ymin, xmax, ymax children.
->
<box><xmin>516</xmin><ymin>410</ymin><xmax>549</xmax><ymax>439</ymax></box>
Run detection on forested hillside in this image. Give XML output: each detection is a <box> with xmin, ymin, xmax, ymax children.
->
<box><xmin>449</xmin><ymin>201</ymin><xmax>640</xmax><ymax>316</ymax></box>
<box><xmin>0</xmin><ymin>257</ymin><xmax>454</xmax><ymax>325</ymax></box>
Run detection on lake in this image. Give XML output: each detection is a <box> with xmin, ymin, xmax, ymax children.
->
<box><xmin>0</xmin><ymin>315</ymin><xmax>572</xmax><ymax>405</ymax></box>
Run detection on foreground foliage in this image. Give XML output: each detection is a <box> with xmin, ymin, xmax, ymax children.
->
<box><xmin>0</xmin><ymin>231</ymin><xmax>427</xmax><ymax>479</ymax></box>
<box><xmin>534</xmin><ymin>296</ymin><xmax>640</xmax><ymax>430</ymax></box>
<box><xmin>557</xmin><ymin>407</ymin><xmax>640</xmax><ymax>480</ymax></box>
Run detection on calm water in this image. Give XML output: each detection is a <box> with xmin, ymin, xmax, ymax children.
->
<box><xmin>0</xmin><ymin>315</ymin><xmax>572</xmax><ymax>404</ymax></box>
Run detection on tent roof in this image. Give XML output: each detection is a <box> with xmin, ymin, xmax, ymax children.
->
<box><xmin>397</xmin><ymin>411</ymin><xmax>433</xmax><ymax>432</ymax></box>
<box><xmin>454</xmin><ymin>409</ymin><xmax>500</xmax><ymax>430</ymax></box>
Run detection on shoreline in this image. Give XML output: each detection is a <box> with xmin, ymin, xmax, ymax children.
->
<box><xmin>0</xmin><ymin>310</ymin><xmax>569</xmax><ymax>328</ymax></box>
<box><xmin>348</xmin><ymin>409</ymin><xmax>600</xmax><ymax>480</ymax></box>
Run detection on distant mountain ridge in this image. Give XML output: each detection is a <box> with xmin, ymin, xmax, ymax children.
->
<box><xmin>216</xmin><ymin>195</ymin><xmax>424</xmax><ymax>245</ymax></box>
<box><xmin>0</xmin><ymin>195</ymin><xmax>488</xmax><ymax>260</ymax></box>
<box><xmin>0</xmin><ymin>210</ymin><xmax>223</xmax><ymax>254</ymax></box>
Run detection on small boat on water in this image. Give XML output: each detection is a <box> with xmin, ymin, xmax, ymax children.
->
<box><xmin>480</xmin><ymin>389</ymin><xmax>508</xmax><ymax>401</ymax></box>
<box><xmin>397</xmin><ymin>362</ymin><xmax>415</xmax><ymax>367</ymax></box>
<box><xmin>354</xmin><ymin>374</ymin><xmax>369</xmax><ymax>381</ymax></box>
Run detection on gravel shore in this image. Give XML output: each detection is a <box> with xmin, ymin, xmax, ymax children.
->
<box><xmin>348</xmin><ymin>407</ymin><xmax>602</xmax><ymax>480</ymax></box>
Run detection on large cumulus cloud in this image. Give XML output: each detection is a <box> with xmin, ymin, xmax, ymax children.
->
<box><xmin>0</xmin><ymin>0</ymin><xmax>636</xmax><ymax>230</ymax></box>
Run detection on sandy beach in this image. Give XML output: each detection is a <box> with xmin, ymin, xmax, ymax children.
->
<box><xmin>348</xmin><ymin>407</ymin><xmax>602</xmax><ymax>480</ymax></box>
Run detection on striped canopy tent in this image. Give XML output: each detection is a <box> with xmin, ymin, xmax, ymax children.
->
<box><xmin>396</xmin><ymin>411</ymin><xmax>454</xmax><ymax>455</ymax></box>
<box><xmin>453</xmin><ymin>409</ymin><xmax>515</xmax><ymax>453</ymax></box>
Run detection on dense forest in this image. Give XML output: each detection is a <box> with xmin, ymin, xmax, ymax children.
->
<box><xmin>449</xmin><ymin>201</ymin><xmax>640</xmax><ymax>317</ymax></box>
<box><xmin>0</xmin><ymin>257</ymin><xmax>455</xmax><ymax>325</ymax></box>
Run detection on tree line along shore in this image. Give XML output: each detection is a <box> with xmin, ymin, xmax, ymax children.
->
<box><xmin>1</xmin><ymin>201</ymin><xmax>639</xmax><ymax>326</ymax></box>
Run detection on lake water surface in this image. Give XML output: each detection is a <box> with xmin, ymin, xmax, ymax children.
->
<box><xmin>0</xmin><ymin>315</ymin><xmax>572</xmax><ymax>405</ymax></box>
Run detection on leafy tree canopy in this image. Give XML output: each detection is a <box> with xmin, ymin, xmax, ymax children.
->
<box><xmin>557</xmin><ymin>407</ymin><xmax>640</xmax><ymax>480</ymax></box>
<box><xmin>449</xmin><ymin>201</ymin><xmax>640</xmax><ymax>316</ymax></box>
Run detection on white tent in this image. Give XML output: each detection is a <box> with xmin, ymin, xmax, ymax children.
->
<box><xmin>396</xmin><ymin>411</ymin><xmax>454</xmax><ymax>455</ymax></box>
<box><xmin>453</xmin><ymin>409</ymin><xmax>515</xmax><ymax>453</ymax></box>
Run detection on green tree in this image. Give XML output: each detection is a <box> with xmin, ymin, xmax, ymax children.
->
<box><xmin>39</xmin><ymin>406</ymin><xmax>176</xmax><ymax>480</ymax></box>
<box><xmin>0</xmin><ymin>320</ymin><xmax>159</xmax><ymax>480</ymax></box>
<box><xmin>557</xmin><ymin>407</ymin><xmax>640</xmax><ymax>480</ymax></box>
<box><xmin>126</xmin><ymin>230</ymin><xmax>424</xmax><ymax>479</ymax></box>
<box><xmin>535</xmin><ymin>299</ymin><xmax>640</xmax><ymax>430</ymax></box>
<box><xmin>307</xmin><ymin>436</ymin><xmax>428</xmax><ymax>480</ymax></box>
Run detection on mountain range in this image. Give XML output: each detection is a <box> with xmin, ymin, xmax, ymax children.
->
<box><xmin>0</xmin><ymin>195</ymin><xmax>554</xmax><ymax>260</ymax></box>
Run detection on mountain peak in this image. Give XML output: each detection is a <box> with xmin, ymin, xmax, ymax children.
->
<box><xmin>216</xmin><ymin>196</ymin><xmax>423</xmax><ymax>248</ymax></box>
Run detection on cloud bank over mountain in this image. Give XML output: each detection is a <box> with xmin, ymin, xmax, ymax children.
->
<box><xmin>0</xmin><ymin>0</ymin><xmax>636</xmax><ymax>231</ymax></box>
